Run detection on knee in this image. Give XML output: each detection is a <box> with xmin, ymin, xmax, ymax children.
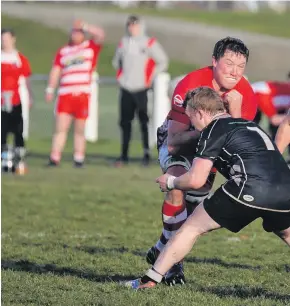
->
<box><xmin>75</xmin><ymin>125</ymin><xmax>85</xmax><ymax>136</ymax></box>
<box><xmin>138</xmin><ymin>112</ymin><xmax>149</xmax><ymax>124</ymax></box>
<box><xmin>119</xmin><ymin>119</ymin><xmax>131</xmax><ymax>129</ymax></box>
<box><xmin>55</xmin><ymin>129</ymin><xmax>67</xmax><ymax>136</ymax></box>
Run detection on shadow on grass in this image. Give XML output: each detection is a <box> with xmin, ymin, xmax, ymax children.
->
<box><xmin>197</xmin><ymin>284</ymin><xmax>290</xmax><ymax>302</ymax></box>
<box><xmin>27</xmin><ymin>151</ymin><xmax>146</xmax><ymax>165</ymax></box>
<box><xmin>20</xmin><ymin>244</ymin><xmax>287</xmax><ymax>273</ymax></box>
<box><xmin>75</xmin><ymin>245</ymin><xmax>261</xmax><ymax>271</ymax></box>
<box><xmin>1</xmin><ymin>259</ymin><xmax>136</xmax><ymax>283</ymax></box>
<box><xmin>186</xmin><ymin>256</ymin><xmax>261</xmax><ymax>271</ymax></box>
<box><xmin>2</xmin><ymin>259</ymin><xmax>289</xmax><ymax>302</ymax></box>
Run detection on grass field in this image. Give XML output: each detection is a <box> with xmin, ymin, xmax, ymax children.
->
<box><xmin>2</xmin><ymin>15</ymin><xmax>290</xmax><ymax>306</ymax></box>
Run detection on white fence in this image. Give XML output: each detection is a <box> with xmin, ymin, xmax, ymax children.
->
<box><xmin>20</xmin><ymin>72</ymin><xmax>171</xmax><ymax>148</ymax></box>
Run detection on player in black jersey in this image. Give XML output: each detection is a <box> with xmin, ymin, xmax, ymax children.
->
<box><xmin>124</xmin><ymin>86</ymin><xmax>290</xmax><ymax>290</ymax></box>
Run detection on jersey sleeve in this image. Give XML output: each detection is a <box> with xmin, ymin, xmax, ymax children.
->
<box><xmin>89</xmin><ymin>39</ymin><xmax>102</xmax><ymax>53</ymax></box>
<box><xmin>19</xmin><ymin>54</ymin><xmax>32</xmax><ymax>77</ymax></box>
<box><xmin>167</xmin><ymin>75</ymin><xmax>192</xmax><ymax>125</ymax></box>
<box><xmin>195</xmin><ymin>120</ymin><xmax>226</xmax><ymax>161</ymax></box>
<box><xmin>53</xmin><ymin>49</ymin><xmax>62</xmax><ymax>68</ymax></box>
<box><xmin>240</xmin><ymin>79</ymin><xmax>258</xmax><ymax>120</ymax></box>
<box><xmin>257</xmin><ymin>93</ymin><xmax>276</xmax><ymax>117</ymax></box>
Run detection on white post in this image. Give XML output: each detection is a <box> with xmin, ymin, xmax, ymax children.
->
<box><xmin>85</xmin><ymin>72</ymin><xmax>99</xmax><ymax>142</ymax></box>
<box><xmin>149</xmin><ymin>72</ymin><xmax>171</xmax><ymax>149</ymax></box>
<box><xmin>19</xmin><ymin>76</ymin><xmax>30</xmax><ymax>140</ymax></box>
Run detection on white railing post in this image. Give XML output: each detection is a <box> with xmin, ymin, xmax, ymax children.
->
<box><xmin>85</xmin><ymin>72</ymin><xmax>99</xmax><ymax>142</ymax></box>
<box><xmin>19</xmin><ymin>76</ymin><xmax>30</xmax><ymax>140</ymax></box>
<box><xmin>149</xmin><ymin>72</ymin><xmax>171</xmax><ymax>149</ymax></box>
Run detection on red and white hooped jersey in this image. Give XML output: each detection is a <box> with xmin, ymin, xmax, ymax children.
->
<box><xmin>252</xmin><ymin>81</ymin><xmax>290</xmax><ymax>117</ymax></box>
<box><xmin>53</xmin><ymin>40</ymin><xmax>102</xmax><ymax>96</ymax></box>
<box><xmin>1</xmin><ymin>50</ymin><xmax>31</xmax><ymax>106</ymax></box>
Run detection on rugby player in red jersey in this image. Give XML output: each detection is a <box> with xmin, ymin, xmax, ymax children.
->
<box><xmin>45</xmin><ymin>19</ymin><xmax>104</xmax><ymax>168</ymax></box>
<box><xmin>146</xmin><ymin>37</ymin><xmax>257</xmax><ymax>286</ymax></box>
<box><xmin>1</xmin><ymin>28</ymin><xmax>32</xmax><ymax>172</ymax></box>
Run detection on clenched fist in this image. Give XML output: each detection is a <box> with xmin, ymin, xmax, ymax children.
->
<box><xmin>224</xmin><ymin>89</ymin><xmax>243</xmax><ymax>118</ymax></box>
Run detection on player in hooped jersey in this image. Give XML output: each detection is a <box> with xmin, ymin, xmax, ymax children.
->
<box><xmin>146</xmin><ymin>37</ymin><xmax>257</xmax><ymax>286</ymax></box>
<box><xmin>1</xmin><ymin>28</ymin><xmax>33</xmax><ymax>171</ymax></box>
<box><xmin>127</xmin><ymin>87</ymin><xmax>290</xmax><ymax>290</ymax></box>
<box><xmin>252</xmin><ymin>80</ymin><xmax>290</xmax><ymax>164</ymax></box>
<box><xmin>46</xmin><ymin>20</ymin><xmax>105</xmax><ymax>167</ymax></box>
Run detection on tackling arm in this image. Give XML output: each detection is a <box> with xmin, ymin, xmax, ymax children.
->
<box><xmin>157</xmin><ymin>158</ymin><xmax>213</xmax><ymax>191</ymax></box>
<box><xmin>275</xmin><ymin>111</ymin><xmax>290</xmax><ymax>154</ymax></box>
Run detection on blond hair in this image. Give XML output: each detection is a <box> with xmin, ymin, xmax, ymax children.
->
<box><xmin>184</xmin><ymin>86</ymin><xmax>226</xmax><ymax>115</ymax></box>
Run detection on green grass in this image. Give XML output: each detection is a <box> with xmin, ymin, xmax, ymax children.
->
<box><xmin>93</xmin><ymin>4</ymin><xmax>290</xmax><ymax>39</ymax></box>
<box><xmin>2</xmin><ymin>14</ymin><xmax>290</xmax><ymax>306</ymax></box>
<box><xmin>2</xmin><ymin>140</ymin><xmax>290</xmax><ymax>306</ymax></box>
<box><xmin>1</xmin><ymin>15</ymin><xmax>196</xmax><ymax>76</ymax></box>
<box><xmin>2</xmin><ymin>59</ymin><xmax>290</xmax><ymax>306</ymax></box>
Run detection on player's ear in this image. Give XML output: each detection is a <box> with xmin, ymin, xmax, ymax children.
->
<box><xmin>198</xmin><ymin>110</ymin><xmax>203</xmax><ymax>120</ymax></box>
<box><xmin>212</xmin><ymin>56</ymin><xmax>217</xmax><ymax>67</ymax></box>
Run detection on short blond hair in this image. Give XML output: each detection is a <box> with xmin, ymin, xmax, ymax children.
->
<box><xmin>184</xmin><ymin>86</ymin><xmax>226</xmax><ymax>115</ymax></box>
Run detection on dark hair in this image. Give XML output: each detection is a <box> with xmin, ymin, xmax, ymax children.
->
<box><xmin>213</xmin><ymin>37</ymin><xmax>249</xmax><ymax>62</ymax></box>
<box><xmin>184</xmin><ymin>86</ymin><xmax>226</xmax><ymax>115</ymax></box>
<box><xmin>1</xmin><ymin>28</ymin><xmax>15</xmax><ymax>37</ymax></box>
<box><xmin>126</xmin><ymin>15</ymin><xmax>140</xmax><ymax>26</ymax></box>
<box><xmin>287</xmin><ymin>71</ymin><xmax>290</xmax><ymax>80</ymax></box>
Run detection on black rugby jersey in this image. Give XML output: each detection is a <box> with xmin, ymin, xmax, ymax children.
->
<box><xmin>195</xmin><ymin>117</ymin><xmax>290</xmax><ymax>212</ymax></box>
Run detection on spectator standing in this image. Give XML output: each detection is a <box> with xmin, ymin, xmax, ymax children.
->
<box><xmin>112</xmin><ymin>15</ymin><xmax>168</xmax><ymax>167</ymax></box>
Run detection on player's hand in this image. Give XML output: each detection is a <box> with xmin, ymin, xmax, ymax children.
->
<box><xmin>224</xmin><ymin>89</ymin><xmax>243</xmax><ymax>117</ymax></box>
<box><xmin>270</xmin><ymin>114</ymin><xmax>286</xmax><ymax>126</ymax></box>
<box><xmin>156</xmin><ymin>173</ymin><xmax>172</xmax><ymax>192</ymax></box>
<box><xmin>45</xmin><ymin>93</ymin><xmax>54</xmax><ymax>103</ymax></box>
<box><xmin>73</xmin><ymin>19</ymin><xmax>85</xmax><ymax>30</ymax></box>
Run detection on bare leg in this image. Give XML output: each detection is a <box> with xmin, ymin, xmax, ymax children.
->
<box><xmin>153</xmin><ymin>202</ymin><xmax>221</xmax><ymax>276</ymax></box>
<box><xmin>274</xmin><ymin>227</ymin><xmax>290</xmax><ymax>246</ymax></box>
<box><xmin>73</xmin><ymin>118</ymin><xmax>86</xmax><ymax>163</ymax></box>
<box><xmin>50</xmin><ymin>113</ymin><xmax>72</xmax><ymax>163</ymax></box>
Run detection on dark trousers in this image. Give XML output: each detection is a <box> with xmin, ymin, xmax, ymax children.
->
<box><xmin>119</xmin><ymin>88</ymin><xmax>149</xmax><ymax>160</ymax></box>
<box><xmin>1</xmin><ymin>103</ymin><xmax>25</xmax><ymax>151</ymax></box>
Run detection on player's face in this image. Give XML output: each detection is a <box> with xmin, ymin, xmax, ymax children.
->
<box><xmin>212</xmin><ymin>50</ymin><xmax>247</xmax><ymax>90</ymax></box>
<box><xmin>186</xmin><ymin>107</ymin><xmax>205</xmax><ymax>131</ymax></box>
<box><xmin>1</xmin><ymin>33</ymin><xmax>16</xmax><ymax>51</ymax></box>
<box><xmin>128</xmin><ymin>23</ymin><xmax>140</xmax><ymax>36</ymax></box>
<box><xmin>70</xmin><ymin>29</ymin><xmax>85</xmax><ymax>45</ymax></box>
